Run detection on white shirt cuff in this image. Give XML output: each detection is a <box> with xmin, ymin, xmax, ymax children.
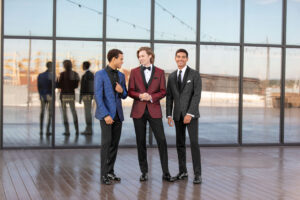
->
<box><xmin>187</xmin><ymin>113</ymin><xmax>194</xmax><ymax>118</ymax></box>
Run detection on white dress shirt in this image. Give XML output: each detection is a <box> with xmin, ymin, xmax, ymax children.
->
<box><xmin>177</xmin><ymin>65</ymin><xmax>187</xmax><ymax>82</ymax></box>
<box><xmin>141</xmin><ymin>64</ymin><xmax>153</xmax><ymax>102</ymax></box>
<box><xmin>144</xmin><ymin>64</ymin><xmax>153</xmax><ymax>83</ymax></box>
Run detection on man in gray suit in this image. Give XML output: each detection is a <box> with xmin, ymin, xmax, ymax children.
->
<box><xmin>166</xmin><ymin>49</ymin><xmax>202</xmax><ymax>184</ymax></box>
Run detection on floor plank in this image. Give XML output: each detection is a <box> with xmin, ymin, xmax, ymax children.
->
<box><xmin>0</xmin><ymin>147</ymin><xmax>300</xmax><ymax>200</ymax></box>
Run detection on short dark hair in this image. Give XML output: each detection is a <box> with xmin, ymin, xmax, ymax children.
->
<box><xmin>107</xmin><ymin>49</ymin><xmax>123</xmax><ymax>62</ymax></box>
<box><xmin>137</xmin><ymin>47</ymin><xmax>155</xmax><ymax>64</ymax></box>
<box><xmin>175</xmin><ymin>49</ymin><xmax>188</xmax><ymax>58</ymax></box>
<box><xmin>46</xmin><ymin>61</ymin><xmax>52</xmax><ymax>70</ymax></box>
<box><xmin>63</xmin><ymin>60</ymin><xmax>72</xmax><ymax>71</ymax></box>
<box><xmin>83</xmin><ymin>61</ymin><xmax>91</xmax><ymax>70</ymax></box>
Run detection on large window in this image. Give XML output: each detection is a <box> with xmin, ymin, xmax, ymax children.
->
<box><xmin>57</xmin><ymin>0</ymin><xmax>103</xmax><ymax>38</ymax></box>
<box><xmin>287</xmin><ymin>0</ymin><xmax>300</xmax><ymax>45</ymax></box>
<box><xmin>1</xmin><ymin>0</ymin><xmax>299</xmax><ymax>148</ymax></box>
<box><xmin>55</xmin><ymin>40</ymin><xmax>102</xmax><ymax>146</ymax></box>
<box><xmin>199</xmin><ymin>45</ymin><xmax>240</xmax><ymax>144</ymax></box>
<box><xmin>285</xmin><ymin>48</ymin><xmax>300</xmax><ymax>143</ymax></box>
<box><xmin>201</xmin><ymin>0</ymin><xmax>240</xmax><ymax>43</ymax></box>
<box><xmin>4</xmin><ymin>0</ymin><xmax>53</xmax><ymax>36</ymax></box>
<box><xmin>245</xmin><ymin>0</ymin><xmax>282</xmax><ymax>44</ymax></box>
<box><xmin>3</xmin><ymin>39</ymin><xmax>53</xmax><ymax>147</ymax></box>
<box><xmin>243</xmin><ymin>47</ymin><xmax>281</xmax><ymax>143</ymax></box>
<box><xmin>155</xmin><ymin>0</ymin><xmax>197</xmax><ymax>41</ymax></box>
<box><xmin>107</xmin><ymin>0</ymin><xmax>150</xmax><ymax>39</ymax></box>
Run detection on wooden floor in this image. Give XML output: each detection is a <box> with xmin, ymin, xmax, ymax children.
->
<box><xmin>0</xmin><ymin>147</ymin><xmax>300</xmax><ymax>200</ymax></box>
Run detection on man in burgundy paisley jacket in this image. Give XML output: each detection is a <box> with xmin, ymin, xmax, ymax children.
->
<box><xmin>128</xmin><ymin>47</ymin><xmax>175</xmax><ymax>182</ymax></box>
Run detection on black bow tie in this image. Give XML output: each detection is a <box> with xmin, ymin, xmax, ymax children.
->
<box><xmin>143</xmin><ymin>66</ymin><xmax>151</xmax><ymax>71</ymax></box>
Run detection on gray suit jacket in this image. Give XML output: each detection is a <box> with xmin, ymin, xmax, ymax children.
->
<box><xmin>166</xmin><ymin>66</ymin><xmax>202</xmax><ymax>121</ymax></box>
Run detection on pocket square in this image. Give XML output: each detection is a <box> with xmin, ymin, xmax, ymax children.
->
<box><xmin>187</xmin><ymin>80</ymin><xmax>191</xmax><ymax>83</ymax></box>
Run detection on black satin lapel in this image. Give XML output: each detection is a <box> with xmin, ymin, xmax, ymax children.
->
<box><xmin>140</xmin><ymin>65</ymin><xmax>148</xmax><ymax>89</ymax></box>
<box><xmin>174</xmin><ymin>71</ymin><xmax>180</xmax><ymax>92</ymax></box>
<box><xmin>180</xmin><ymin>66</ymin><xmax>190</xmax><ymax>92</ymax></box>
<box><xmin>117</xmin><ymin>71</ymin><xmax>120</xmax><ymax>83</ymax></box>
<box><xmin>147</xmin><ymin>66</ymin><xmax>156</xmax><ymax>88</ymax></box>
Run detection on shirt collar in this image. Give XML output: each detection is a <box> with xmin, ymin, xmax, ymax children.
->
<box><xmin>178</xmin><ymin>65</ymin><xmax>187</xmax><ymax>74</ymax></box>
<box><xmin>107</xmin><ymin>65</ymin><xmax>118</xmax><ymax>73</ymax></box>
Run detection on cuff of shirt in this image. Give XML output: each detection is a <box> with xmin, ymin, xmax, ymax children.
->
<box><xmin>187</xmin><ymin>113</ymin><xmax>194</xmax><ymax>118</ymax></box>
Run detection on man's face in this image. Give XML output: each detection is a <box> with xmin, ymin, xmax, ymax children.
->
<box><xmin>114</xmin><ymin>54</ymin><xmax>124</xmax><ymax>69</ymax></box>
<box><xmin>175</xmin><ymin>52</ymin><xmax>188</xmax><ymax>68</ymax></box>
<box><xmin>138</xmin><ymin>50</ymin><xmax>151</xmax><ymax>66</ymax></box>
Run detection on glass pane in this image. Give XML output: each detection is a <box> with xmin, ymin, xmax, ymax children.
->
<box><xmin>106</xmin><ymin>42</ymin><xmax>150</xmax><ymax>145</ymax></box>
<box><xmin>107</xmin><ymin>0</ymin><xmax>150</xmax><ymax>39</ymax></box>
<box><xmin>287</xmin><ymin>0</ymin><xmax>300</xmax><ymax>45</ymax></box>
<box><xmin>155</xmin><ymin>44</ymin><xmax>196</xmax><ymax>73</ymax></box>
<box><xmin>3</xmin><ymin>39</ymin><xmax>52</xmax><ymax>147</ymax></box>
<box><xmin>4</xmin><ymin>0</ymin><xmax>52</xmax><ymax>36</ymax></box>
<box><xmin>245</xmin><ymin>0</ymin><xmax>282</xmax><ymax>44</ymax></box>
<box><xmin>243</xmin><ymin>47</ymin><xmax>281</xmax><ymax>143</ymax></box>
<box><xmin>57</xmin><ymin>0</ymin><xmax>103</xmax><ymax>38</ymax></box>
<box><xmin>285</xmin><ymin>49</ymin><xmax>300</xmax><ymax>143</ymax></box>
<box><xmin>155</xmin><ymin>0</ymin><xmax>197</xmax><ymax>41</ymax></box>
<box><xmin>201</xmin><ymin>0</ymin><xmax>240</xmax><ymax>43</ymax></box>
<box><xmin>154</xmin><ymin>44</ymin><xmax>196</xmax><ymax>145</ymax></box>
<box><xmin>200</xmin><ymin>45</ymin><xmax>240</xmax><ymax>144</ymax></box>
<box><xmin>55</xmin><ymin>41</ymin><xmax>102</xmax><ymax>146</ymax></box>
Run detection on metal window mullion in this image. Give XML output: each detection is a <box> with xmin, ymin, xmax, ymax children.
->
<box><xmin>51</xmin><ymin>0</ymin><xmax>57</xmax><ymax>148</ymax></box>
<box><xmin>238</xmin><ymin>0</ymin><xmax>245</xmax><ymax>145</ymax></box>
<box><xmin>280</xmin><ymin>0</ymin><xmax>287</xmax><ymax>144</ymax></box>
<box><xmin>0</xmin><ymin>0</ymin><xmax>4</xmax><ymax>149</ymax></box>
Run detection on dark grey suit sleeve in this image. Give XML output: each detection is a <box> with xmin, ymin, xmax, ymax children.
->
<box><xmin>187</xmin><ymin>73</ymin><xmax>202</xmax><ymax>116</ymax></box>
<box><xmin>166</xmin><ymin>76</ymin><xmax>173</xmax><ymax>118</ymax></box>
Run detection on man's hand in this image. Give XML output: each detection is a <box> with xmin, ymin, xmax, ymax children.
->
<box><xmin>115</xmin><ymin>82</ymin><xmax>123</xmax><ymax>93</ymax></box>
<box><xmin>183</xmin><ymin>115</ymin><xmax>192</xmax><ymax>124</ymax></box>
<box><xmin>139</xmin><ymin>93</ymin><xmax>151</xmax><ymax>101</ymax></box>
<box><xmin>104</xmin><ymin>115</ymin><xmax>114</xmax><ymax>125</ymax></box>
<box><xmin>144</xmin><ymin>94</ymin><xmax>152</xmax><ymax>102</ymax></box>
<box><xmin>168</xmin><ymin>117</ymin><xmax>174</xmax><ymax>127</ymax></box>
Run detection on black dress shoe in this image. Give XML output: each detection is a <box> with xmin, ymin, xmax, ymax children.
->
<box><xmin>101</xmin><ymin>175</ymin><xmax>112</xmax><ymax>185</ymax></box>
<box><xmin>162</xmin><ymin>173</ymin><xmax>176</xmax><ymax>182</ymax></box>
<box><xmin>193</xmin><ymin>175</ymin><xmax>202</xmax><ymax>184</ymax></box>
<box><xmin>107</xmin><ymin>173</ymin><xmax>121</xmax><ymax>181</ymax></box>
<box><xmin>176</xmin><ymin>172</ymin><xmax>188</xmax><ymax>180</ymax></box>
<box><xmin>140</xmin><ymin>173</ymin><xmax>148</xmax><ymax>182</ymax></box>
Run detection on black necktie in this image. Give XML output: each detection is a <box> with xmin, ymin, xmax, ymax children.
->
<box><xmin>143</xmin><ymin>66</ymin><xmax>151</xmax><ymax>71</ymax></box>
<box><xmin>178</xmin><ymin>70</ymin><xmax>182</xmax><ymax>89</ymax></box>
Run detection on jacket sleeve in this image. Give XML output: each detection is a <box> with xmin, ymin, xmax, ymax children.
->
<box><xmin>128</xmin><ymin>70</ymin><xmax>141</xmax><ymax>100</ymax></box>
<box><xmin>56</xmin><ymin>73</ymin><xmax>63</xmax><ymax>89</ymax></box>
<box><xmin>150</xmin><ymin>71</ymin><xmax>166</xmax><ymax>103</ymax></box>
<box><xmin>119</xmin><ymin>74</ymin><xmax>128</xmax><ymax>99</ymax></box>
<box><xmin>166</xmin><ymin>75</ymin><xmax>173</xmax><ymax>118</ymax></box>
<box><xmin>94</xmin><ymin>72</ymin><xmax>110</xmax><ymax>117</ymax></box>
<box><xmin>37</xmin><ymin>75</ymin><xmax>41</xmax><ymax>95</ymax></box>
<box><xmin>80</xmin><ymin>74</ymin><xmax>84</xmax><ymax>101</ymax></box>
<box><xmin>187</xmin><ymin>73</ymin><xmax>202</xmax><ymax>116</ymax></box>
<box><xmin>74</xmin><ymin>72</ymin><xmax>80</xmax><ymax>89</ymax></box>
